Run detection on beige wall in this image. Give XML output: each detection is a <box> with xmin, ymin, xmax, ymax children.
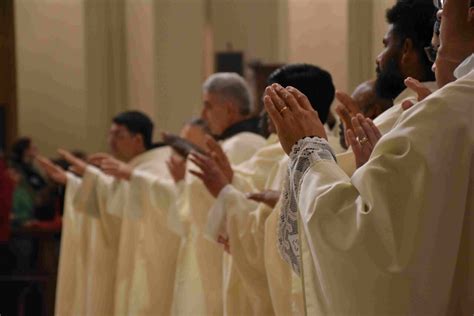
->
<box><xmin>15</xmin><ymin>0</ymin><xmax>87</xmax><ymax>157</ymax></box>
<box><xmin>153</xmin><ymin>0</ymin><xmax>206</xmax><ymax>134</ymax></box>
<box><xmin>347</xmin><ymin>0</ymin><xmax>374</xmax><ymax>91</ymax></box>
<box><xmin>125</xmin><ymin>0</ymin><xmax>155</xmax><ymax>119</ymax></box>
<box><xmin>372</xmin><ymin>0</ymin><xmax>396</xmax><ymax>62</ymax></box>
<box><xmin>15</xmin><ymin>0</ymin><xmax>206</xmax><ymax>155</ymax></box>
<box><xmin>83</xmin><ymin>0</ymin><xmax>128</xmax><ymax>153</ymax></box>
<box><xmin>211</xmin><ymin>0</ymin><xmax>283</xmax><ymax>65</ymax></box>
<box><xmin>14</xmin><ymin>0</ymin><xmax>393</xmax><ymax>155</ymax></box>
<box><xmin>287</xmin><ymin>0</ymin><xmax>349</xmax><ymax>93</ymax></box>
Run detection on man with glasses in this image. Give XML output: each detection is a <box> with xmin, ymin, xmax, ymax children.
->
<box><xmin>38</xmin><ymin>111</ymin><xmax>180</xmax><ymax>316</ymax></box>
<box><xmin>337</xmin><ymin>0</ymin><xmax>438</xmax><ymax>174</ymax></box>
<box><xmin>264</xmin><ymin>0</ymin><xmax>474</xmax><ymax>314</ymax></box>
<box><xmin>424</xmin><ymin>19</ymin><xmax>440</xmax><ymax>65</ymax></box>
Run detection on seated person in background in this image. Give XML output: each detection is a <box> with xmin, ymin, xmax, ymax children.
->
<box><xmin>0</xmin><ymin>151</ymin><xmax>15</xmax><ymax>271</ymax></box>
<box><xmin>9</xmin><ymin>137</ymin><xmax>58</xmax><ymax>225</ymax></box>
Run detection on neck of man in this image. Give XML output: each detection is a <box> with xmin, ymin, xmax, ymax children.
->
<box><xmin>405</xmin><ymin>62</ymin><xmax>433</xmax><ymax>84</ymax></box>
<box><xmin>217</xmin><ymin>115</ymin><xmax>261</xmax><ymax>141</ymax></box>
<box><xmin>121</xmin><ymin>146</ymin><xmax>148</xmax><ymax>163</ymax></box>
<box><xmin>224</xmin><ymin>114</ymin><xmax>247</xmax><ymax>132</ymax></box>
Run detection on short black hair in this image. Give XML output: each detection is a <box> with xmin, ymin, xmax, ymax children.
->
<box><xmin>267</xmin><ymin>64</ymin><xmax>335</xmax><ymax>124</ymax></box>
<box><xmin>112</xmin><ymin>111</ymin><xmax>154</xmax><ymax>149</ymax></box>
<box><xmin>387</xmin><ymin>0</ymin><xmax>437</xmax><ymax>80</ymax></box>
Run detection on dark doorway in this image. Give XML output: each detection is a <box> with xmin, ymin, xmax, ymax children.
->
<box><xmin>0</xmin><ymin>0</ymin><xmax>18</xmax><ymax>153</ymax></box>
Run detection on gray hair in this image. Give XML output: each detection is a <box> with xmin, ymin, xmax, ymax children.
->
<box><xmin>202</xmin><ymin>73</ymin><xmax>252</xmax><ymax>116</ymax></box>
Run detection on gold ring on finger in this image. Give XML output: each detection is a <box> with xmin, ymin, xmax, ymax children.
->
<box><xmin>357</xmin><ymin>136</ymin><xmax>369</xmax><ymax>145</ymax></box>
<box><xmin>279</xmin><ymin>106</ymin><xmax>289</xmax><ymax>114</ymax></box>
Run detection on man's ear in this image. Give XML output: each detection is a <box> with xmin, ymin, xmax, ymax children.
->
<box><xmin>134</xmin><ymin>134</ymin><xmax>145</xmax><ymax>148</ymax></box>
<box><xmin>225</xmin><ymin>100</ymin><xmax>239</xmax><ymax>117</ymax></box>
<box><xmin>400</xmin><ymin>38</ymin><xmax>415</xmax><ymax>65</ymax></box>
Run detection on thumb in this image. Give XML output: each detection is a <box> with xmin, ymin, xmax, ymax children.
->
<box><xmin>404</xmin><ymin>77</ymin><xmax>431</xmax><ymax>101</ymax></box>
<box><xmin>401</xmin><ymin>100</ymin><xmax>415</xmax><ymax>111</ymax></box>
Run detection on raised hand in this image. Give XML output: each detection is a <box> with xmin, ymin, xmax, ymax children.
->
<box><xmin>264</xmin><ymin>83</ymin><xmax>327</xmax><ymax>155</ymax></box>
<box><xmin>99</xmin><ymin>156</ymin><xmax>133</xmax><ymax>180</ymax></box>
<box><xmin>246</xmin><ymin>190</ymin><xmax>281</xmax><ymax>208</ymax></box>
<box><xmin>88</xmin><ymin>152</ymin><xmax>113</xmax><ymax>168</ymax></box>
<box><xmin>346</xmin><ymin>114</ymin><xmax>382</xmax><ymax>168</ymax></box>
<box><xmin>58</xmin><ymin>149</ymin><xmax>87</xmax><ymax>176</ymax></box>
<box><xmin>166</xmin><ymin>154</ymin><xmax>186</xmax><ymax>183</ymax></box>
<box><xmin>205</xmin><ymin>135</ymin><xmax>233</xmax><ymax>182</ymax></box>
<box><xmin>335</xmin><ymin>91</ymin><xmax>361</xmax><ymax>135</ymax></box>
<box><xmin>401</xmin><ymin>77</ymin><xmax>433</xmax><ymax>110</ymax></box>
<box><xmin>188</xmin><ymin>151</ymin><xmax>230</xmax><ymax>198</ymax></box>
<box><xmin>36</xmin><ymin>155</ymin><xmax>67</xmax><ymax>185</ymax></box>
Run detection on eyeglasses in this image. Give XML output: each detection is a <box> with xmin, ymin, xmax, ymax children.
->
<box><xmin>433</xmin><ymin>0</ymin><xmax>444</xmax><ymax>9</ymax></box>
<box><xmin>424</xmin><ymin>45</ymin><xmax>438</xmax><ymax>63</ymax></box>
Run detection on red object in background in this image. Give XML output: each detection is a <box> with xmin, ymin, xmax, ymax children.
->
<box><xmin>0</xmin><ymin>158</ymin><xmax>14</xmax><ymax>242</ymax></box>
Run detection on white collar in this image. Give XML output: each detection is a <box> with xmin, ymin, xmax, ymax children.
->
<box><xmin>454</xmin><ymin>53</ymin><xmax>474</xmax><ymax>79</ymax></box>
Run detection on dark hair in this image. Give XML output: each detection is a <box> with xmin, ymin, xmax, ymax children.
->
<box><xmin>268</xmin><ymin>64</ymin><xmax>335</xmax><ymax>124</ymax></box>
<box><xmin>386</xmin><ymin>0</ymin><xmax>437</xmax><ymax>80</ymax></box>
<box><xmin>112</xmin><ymin>111</ymin><xmax>154</xmax><ymax>149</ymax></box>
<box><xmin>10</xmin><ymin>137</ymin><xmax>32</xmax><ymax>164</ymax></box>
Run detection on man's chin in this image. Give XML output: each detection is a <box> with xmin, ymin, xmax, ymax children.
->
<box><xmin>375</xmin><ymin>77</ymin><xmax>405</xmax><ymax>100</ymax></box>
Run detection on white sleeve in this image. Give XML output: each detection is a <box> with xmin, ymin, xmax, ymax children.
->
<box><xmin>282</xmin><ymin>87</ymin><xmax>473</xmax><ymax>313</ymax></box>
<box><xmin>205</xmin><ymin>184</ymin><xmax>259</xmax><ymax>243</ymax></box>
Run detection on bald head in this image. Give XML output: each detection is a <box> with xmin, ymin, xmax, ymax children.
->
<box><xmin>351</xmin><ymin>80</ymin><xmax>393</xmax><ymax>119</ymax></box>
<box><xmin>338</xmin><ymin>80</ymin><xmax>393</xmax><ymax>149</ymax></box>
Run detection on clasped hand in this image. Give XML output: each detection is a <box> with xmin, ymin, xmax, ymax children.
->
<box><xmin>263</xmin><ymin>83</ymin><xmax>327</xmax><ymax>155</ymax></box>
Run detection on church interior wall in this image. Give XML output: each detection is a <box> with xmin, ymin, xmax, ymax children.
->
<box><xmin>13</xmin><ymin>0</ymin><xmax>393</xmax><ymax>157</ymax></box>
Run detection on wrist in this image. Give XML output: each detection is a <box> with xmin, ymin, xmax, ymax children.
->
<box><xmin>120</xmin><ymin>166</ymin><xmax>133</xmax><ymax>180</ymax></box>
